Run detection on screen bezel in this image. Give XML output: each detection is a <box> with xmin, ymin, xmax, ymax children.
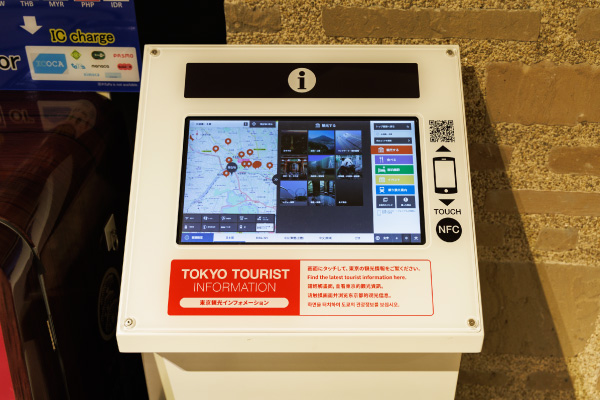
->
<box><xmin>177</xmin><ymin>116</ymin><xmax>426</xmax><ymax>245</ymax></box>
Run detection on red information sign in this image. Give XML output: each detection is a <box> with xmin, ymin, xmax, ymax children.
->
<box><xmin>169</xmin><ymin>259</ymin><xmax>434</xmax><ymax>317</ymax></box>
<box><xmin>169</xmin><ymin>260</ymin><xmax>300</xmax><ymax>316</ymax></box>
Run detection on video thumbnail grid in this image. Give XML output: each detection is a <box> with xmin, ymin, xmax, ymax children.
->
<box><xmin>279</xmin><ymin>130</ymin><xmax>364</xmax><ymax>207</ymax></box>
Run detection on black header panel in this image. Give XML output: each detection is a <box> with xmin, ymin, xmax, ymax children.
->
<box><xmin>184</xmin><ymin>63</ymin><xmax>419</xmax><ymax>98</ymax></box>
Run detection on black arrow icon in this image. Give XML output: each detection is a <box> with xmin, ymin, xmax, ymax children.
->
<box><xmin>439</xmin><ymin>199</ymin><xmax>455</xmax><ymax>206</ymax></box>
<box><xmin>436</xmin><ymin>145</ymin><xmax>451</xmax><ymax>152</ymax></box>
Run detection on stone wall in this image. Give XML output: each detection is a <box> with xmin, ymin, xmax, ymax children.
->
<box><xmin>224</xmin><ymin>1</ymin><xmax>600</xmax><ymax>398</ymax></box>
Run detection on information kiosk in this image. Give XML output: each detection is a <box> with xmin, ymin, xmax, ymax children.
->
<box><xmin>117</xmin><ymin>45</ymin><xmax>483</xmax><ymax>399</ymax></box>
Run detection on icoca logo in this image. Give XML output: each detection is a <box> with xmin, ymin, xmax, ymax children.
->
<box><xmin>32</xmin><ymin>53</ymin><xmax>68</xmax><ymax>74</ymax></box>
<box><xmin>36</xmin><ymin>60</ymin><xmax>65</xmax><ymax>67</ymax></box>
<box><xmin>288</xmin><ymin>68</ymin><xmax>316</xmax><ymax>93</ymax></box>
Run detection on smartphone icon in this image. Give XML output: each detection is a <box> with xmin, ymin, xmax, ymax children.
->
<box><xmin>433</xmin><ymin>157</ymin><xmax>457</xmax><ymax>194</ymax></box>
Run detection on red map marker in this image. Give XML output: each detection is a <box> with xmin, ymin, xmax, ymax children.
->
<box><xmin>266</xmin><ymin>162</ymin><xmax>273</xmax><ymax>169</ymax></box>
<box><xmin>223</xmin><ymin>170</ymin><xmax>230</xmax><ymax>177</ymax></box>
<box><xmin>247</xmin><ymin>149</ymin><xmax>254</xmax><ymax>155</ymax></box>
<box><xmin>238</xmin><ymin>151</ymin><xmax>245</xmax><ymax>158</ymax></box>
<box><xmin>226</xmin><ymin>157</ymin><xmax>233</xmax><ymax>163</ymax></box>
<box><xmin>213</xmin><ymin>146</ymin><xmax>219</xmax><ymax>152</ymax></box>
<box><xmin>253</xmin><ymin>161</ymin><xmax>262</xmax><ymax>169</ymax></box>
<box><xmin>225</xmin><ymin>138</ymin><xmax>231</xmax><ymax>145</ymax></box>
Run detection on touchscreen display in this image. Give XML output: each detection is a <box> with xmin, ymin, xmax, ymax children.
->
<box><xmin>178</xmin><ymin>118</ymin><xmax>425</xmax><ymax>244</ymax></box>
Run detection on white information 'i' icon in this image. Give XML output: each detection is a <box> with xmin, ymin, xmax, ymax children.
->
<box><xmin>288</xmin><ymin>68</ymin><xmax>316</xmax><ymax>93</ymax></box>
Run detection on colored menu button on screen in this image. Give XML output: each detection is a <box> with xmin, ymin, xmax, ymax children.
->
<box><xmin>219</xmin><ymin>223</ymin><xmax>237</xmax><ymax>232</ymax></box>
<box><xmin>238</xmin><ymin>223</ymin><xmax>256</xmax><ymax>232</ymax></box>
<box><xmin>371</xmin><ymin>145</ymin><xmax>413</xmax><ymax>155</ymax></box>
<box><xmin>373</xmin><ymin>155</ymin><xmax>413</xmax><ymax>165</ymax></box>
<box><xmin>256</xmin><ymin>215</ymin><xmax>275</xmax><ymax>222</ymax></box>
<box><xmin>376</xmin><ymin>196</ymin><xmax>396</xmax><ymax>208</ymax></box>
<box><xmin>397</xmin><ymin>196</ymin><xmax>415</xmax><ymax>208</ymax></box>
<box><xmin>374</xmin><ymin>234</ymin><xmax>394</xmax><ymax>242</ymax></box>
<box><xmin>181</xmin><ymin>234</ymin><xmax>214</xmax><ymax>243</ymax></box>
<box><xmin>373</xmin><ymin>137</ymin><xmax>412</xmax><ymax>144</ymax></box>
<box><xmin>375</xmin><ymin>165</ymin><xmax>414</xmax><ymax>174</ymax></box>
<box><xmin>182</xmin><ymin>223</ymin><xmax>200</xmax><ymax>231</ymax></box>
<box><xmin>375</xmin><ymin>175</ymin><xmax>414</xmax><ymax>185</ymax></box>
<box><xmin>201</xmin><ymin>223</ymin><xmax>219</xmax><ymax>231</ymax></box>
<box><xmin>376</xmin><ymin>185</ymin><xmax>415</xmax><ymax>195</ymax></box>
<box><xmin>373</xmin><ymin>234</ymin><xmax>422</xmax><ymax>243</ymax></box>
<box><xmin>201</xmin><ymin>215</ymin><xmax>219</xmax><ymax>222</ymax></box>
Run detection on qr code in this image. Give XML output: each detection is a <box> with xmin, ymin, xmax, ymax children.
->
<box><xmin>429</xmin><ymin>120</ymin><xmax>455</xmax><ymax>142</ymax></box>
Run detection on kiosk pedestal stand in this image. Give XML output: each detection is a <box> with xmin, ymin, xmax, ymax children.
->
<box><xmin>117</xmin><ymin>45</ymin><xmax>483</xmax><ymax>399</ymax></box>
<box><xmin>143</xmin><ymin>352</ymin><xmax>462</xmax><ymax>399</ymax></box>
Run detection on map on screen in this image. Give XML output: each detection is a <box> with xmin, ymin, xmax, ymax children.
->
<box><xmin>183</xmin><ymin>121</ymin><xmax>278</xmax><ymax>215</ymax></box>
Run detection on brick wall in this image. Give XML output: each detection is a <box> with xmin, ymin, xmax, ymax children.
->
<box><xmin>224</xmin><ymin>2</ymin><xmax>600</xmax><ymax>399</ymax></box>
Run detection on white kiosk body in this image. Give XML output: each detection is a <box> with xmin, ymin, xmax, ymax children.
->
<box><xmin>117</xmin><ymin>45</ymin><xmax>483</xmax><ymax>399</ymax></box>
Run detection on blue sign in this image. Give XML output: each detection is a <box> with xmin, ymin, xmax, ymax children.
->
<box><xmin>32</xmin><ymin>53</ymin><xmax>67</xmax><ymax>74</ymax></box>
<box><xmin>0</xmin><ymin>0</ymin><xmax>141</xmax><ymax>92</ymax></box>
